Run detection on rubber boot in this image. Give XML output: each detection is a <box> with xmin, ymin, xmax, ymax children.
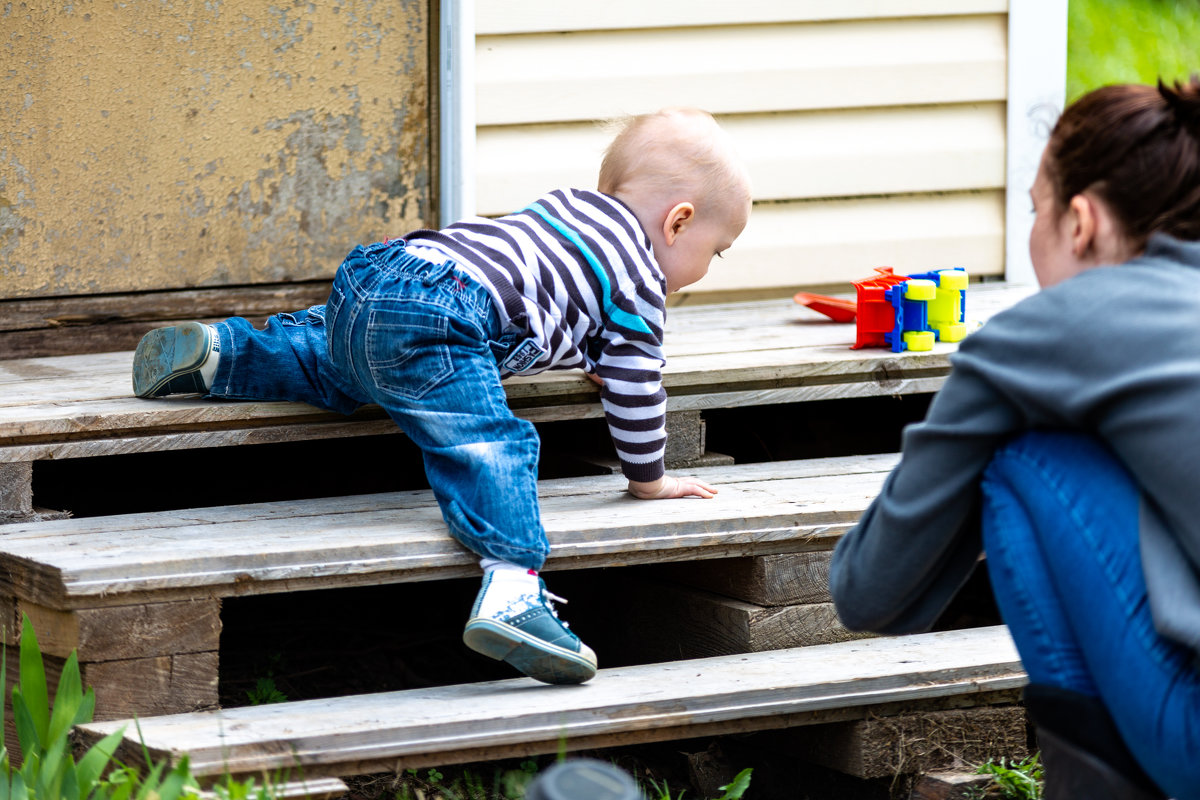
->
<box><xmin>1024</xmin><ymin>684</ymin><xmax>1166</xmax><ymax>800</ymax></box>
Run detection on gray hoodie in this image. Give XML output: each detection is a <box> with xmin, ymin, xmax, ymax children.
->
<box><xmin>830</xmin><ymin>234</ymin><xmax>1200</xmax><ymax>658</ymax></box>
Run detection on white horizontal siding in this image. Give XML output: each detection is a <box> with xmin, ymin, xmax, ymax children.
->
<box><xmin>702</xmin><ymin>192</ymin><xmax>1006</xmax><ymax>293</ymax></box>
<box><xmin>465</xmin><ymin>7</ymin><xmax>1025</xmax><ymax>291</ymax></box>
<box><xmin>476</xmin><ymin>104</ymin><xmax>1006</xmax><ymax>216</ymax></box>
<box><xmin>476</xmin><ymin>16</ymin><xmax>1007</xmax><ymax>126</ymax></box>
<box><xmin>477</xmin><ymin>1</ymin><xmax>1008</xmax><ymax>34</ymax></box>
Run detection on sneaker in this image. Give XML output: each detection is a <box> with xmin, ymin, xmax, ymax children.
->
<box><xmin>463</xmin><ymin>574</ymin><xmax>597</xmax><ymax>685</ymax></box>
<box><xmin>132</xmin><ymin>322</ymin><xmax>217</xmax><ymax>398</ymax></box>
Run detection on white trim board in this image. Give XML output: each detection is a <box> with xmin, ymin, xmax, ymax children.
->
<box><xmin>1005</xmin><ymin>0</ymin><xmax>1069</xmax><ymax>286</ymax></box>
<box><xmin>438</xmin><ymin>0</ymin><xmax>475</xmax><ymax>226</ymax></box>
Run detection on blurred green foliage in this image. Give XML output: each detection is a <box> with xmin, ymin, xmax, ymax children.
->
<box><xmin>1068</xmin><ymin>0</ymin><xmax>1200</xmax><ymax>101</ymax></box>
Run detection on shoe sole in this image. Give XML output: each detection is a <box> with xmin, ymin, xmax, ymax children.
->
<box><xmin>132</xmin><ymin>323</ymin><xmax>210</xmax><ymax>398</ymax></box>
<box><xmin>463</xmin><ymin>618</ymin><xmax>597</xmax><ymax>685</ymax></box>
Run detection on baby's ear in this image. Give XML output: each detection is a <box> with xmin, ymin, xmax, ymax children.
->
<box><xmin>663</xmin><ymin>202</ymin><xmax>696</xmax><ymax>244</ymax></box>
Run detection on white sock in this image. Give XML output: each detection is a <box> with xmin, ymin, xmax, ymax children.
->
<box><xmin>199</xmin><ymin>324</ymin><xmax>221</xmax><ymax>390</ymax></box>
<box><xmin>480</xmin><ymin>557</ymin><xmax>537</xmax><ymax>576</ymax></box>
<box><xmin>475</xmin><ymin>559</ymin><xmax>540</xmax><ymax>618</ymax></box>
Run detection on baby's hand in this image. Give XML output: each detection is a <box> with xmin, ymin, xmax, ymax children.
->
<box><xmin>627</xmin><ymin>475</ymin><xmax>718</xmax><ymax>500</ymax></box>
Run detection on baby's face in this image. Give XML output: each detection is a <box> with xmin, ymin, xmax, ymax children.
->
<box><xmin>658</xmin><ymin>197</ymin><xmax>750</xmax><ymax>294</ymax></box>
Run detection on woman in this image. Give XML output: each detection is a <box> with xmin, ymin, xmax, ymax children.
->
<box><xmin>830</xmin><ymin>77</ymin><xmax>1200</xmax><ymax>800</ymax></box>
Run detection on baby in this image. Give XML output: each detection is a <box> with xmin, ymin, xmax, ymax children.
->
<box><xmin>132</xmin><ymin>107</ymin><xmax>753</xmax><ymax>685</ymax></box>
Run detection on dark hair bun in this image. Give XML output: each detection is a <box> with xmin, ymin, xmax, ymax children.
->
<box><xmin>1158</xmin><ymin>76</ymin><xmax>1200</xmax><ymax>130</ymax></box>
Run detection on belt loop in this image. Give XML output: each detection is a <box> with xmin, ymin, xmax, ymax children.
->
<box><xmin>420</xmin><ymin>259</ymin><xmax>453</xmax><ymax>286</ymax></box>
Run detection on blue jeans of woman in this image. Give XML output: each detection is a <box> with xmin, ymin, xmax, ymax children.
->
<box><xmin>982</xmin><ymin>431</ymin><xmax>1200</xmax><ymax>799</ymax></box>
<box><xmin>209</xmin><ymin>240</ymin><xmax>550</xmax><ymax>570</ymax></box>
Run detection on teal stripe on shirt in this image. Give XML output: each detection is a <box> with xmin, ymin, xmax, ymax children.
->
<box><xmin>525</xmin><ymin>202</ymin><xmax>653</xmax><ymax>336</ymax></box>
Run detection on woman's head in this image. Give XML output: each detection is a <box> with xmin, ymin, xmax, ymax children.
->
<box><xmin>1029</xmin><ymin>77</ymin><xmax>1200</xmax><ymax>286</ymax></box>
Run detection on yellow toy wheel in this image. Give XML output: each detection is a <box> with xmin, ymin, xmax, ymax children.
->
<box><xmin>938</xmin><ymin>270</ymin><xmax>969</xmax><ymax>290</ymax></box>
<box><xmin>903</xmin><ymin>330</ymin><xmax>935</xmax><ymax>351</ymax></box>
<box><xmin>935</xmin><ymin>322</ymin><xmax>968</xmax><ymax>342</ymax></box>
<box><xmin>904</xmin><ymin>280</ymin><xmax>936</xmax><ymax>301</ymax></box>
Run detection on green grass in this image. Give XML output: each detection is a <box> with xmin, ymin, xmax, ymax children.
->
<box><xmin>1068</xmin><ymin>0</ymin><xmax>1200</xmax><ymax>101</ymax></box>
<box><xmin>972</xmin><ymin>754</ymin><xmax>1044</xmax><ymax>800</ymax></box>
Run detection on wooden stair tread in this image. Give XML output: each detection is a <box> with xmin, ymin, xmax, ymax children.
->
<box><xmin>77</xmin><ymin>626</ymin><xmax>1024</xmax><ymax>779</ymax></box>
<box><xmin>0</xmin><ymin>454</ymin><xmax>897</xmax><ymax>607</ymax></box>
<box><xmin>0</xmin><ymin>288</ymin><xmax>1033</xmax><ymax>461</ymax></box>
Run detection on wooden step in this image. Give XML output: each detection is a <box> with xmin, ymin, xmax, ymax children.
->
<box><xmin>0</xmin><ymin>454</ymin><xmax>897</xmax><ymax>609</ymax></box>
<box><xmin>76</xmin><ymin>626</ymin><xmax>1025</xmax><ymax>781</ymax></box>
<box><xmin>0</xmin><ymin>454</ymin><xmax>895</xmax><ymax>722</ymax></box>
<box><xmin>0</xmin><ymin>288</ymin><xmax>1031</xmax><ymax>520</ymax></box>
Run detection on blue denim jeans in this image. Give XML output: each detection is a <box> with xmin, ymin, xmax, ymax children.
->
<box><xmin>210</xmin><ymin>240</ymin><xmax>549</xmax><ymax>569</ymax></box>
<box><xmin>982</xmin><ymin>431</ymin><xmax>1200</xmax><ymax>799</ymax></box>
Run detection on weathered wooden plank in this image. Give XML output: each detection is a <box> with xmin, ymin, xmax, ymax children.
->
<box><xmin>0</xmin><ymin>462</ymin><xmax>32</xmax><ymax>518</ymax></box>
<box><xmin>477</xmin><ymin>0</ymin><xmax>1008</xmax><ymax>34</ymax></box>
<box><xmin>477</xmin><ymin>17</ymin><xmax>1007</xmax><ymax>126</ymax></box>
<box><xmin>0</xmin><ymin>282</ymin><xmax>331</xmax><ymax>360</ymax></box>
<box><xmin>664</xmin><ymin>410</ymin><xmax>704</xmax><ymax>465</ymax></box>
<box><xmin>18</xmin><ymin>599</ymin><xmax>221</xmax><ymax>660</ymax></box>
<box><xmin>0</xmin><ymin>287</ymin><xmax>1034</xmax><ymax>459</ymax></box>
<box><xmin>655</xmin><ymin>552</ymin><xmax>834</xmax><ymax>607</ymax></box>
<box><xmin>613</xmin><ymin>582</ymin><xmax>868</xmax><ymax>661</ymax></box>
<box><xmin>0</xmin><ymin>456</ymin><xmax>896</xmax><ymax>607</ymax></box>
<box><xmin>910</xmin><ymin>772</ymin><xmax>997</xmax><ymax>800</ymax></box>
<box><xmin>77</xmin><ymin>626</ymin><xmax>1025</xmax><ymax>779</ymax></box>
<box><xmin>83</xmin><ymin>652</ymin><xmax>220</xmax><ymax>721</ymax></box>
<box><xmin>2</xmin><ymin>420</ymin><xmax>401</xmax><ymax>464</ymax></box>
<box><xmin>782</xmin><ymin>705</ymin><xmax>1028</xmax><ymax>779</ymax></box>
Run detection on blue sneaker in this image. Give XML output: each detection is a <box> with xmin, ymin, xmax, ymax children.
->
<box><xmin>463</xmin><ymin>575</ymin><xmax>597</xmax><ymax>685</ymax></box>
<box><xmin>132</xmin><ymin>322</ymin><xmax>217</xmax><ymax>398</ymax></box>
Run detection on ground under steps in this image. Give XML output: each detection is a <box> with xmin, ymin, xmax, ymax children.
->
<box><xmin>77</xmin><ymin>625</ymin><xmax>1025</xmax><ymax>783</ymax></box>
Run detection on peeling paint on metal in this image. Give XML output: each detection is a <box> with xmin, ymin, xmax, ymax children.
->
<box><xmin>1</xmin><ymin>0</ymin><xmax>430</xmax><ymax>299</ymax></box>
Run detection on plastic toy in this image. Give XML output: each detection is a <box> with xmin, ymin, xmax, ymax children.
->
<box><xmin>793</xmin><ymin>267</ymin><xmax>969</xmax><ymax>353</ymax></box>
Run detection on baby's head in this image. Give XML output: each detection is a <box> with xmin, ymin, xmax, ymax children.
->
<box><xmin>598</xmin><ymin>108</ymin><xmax>752</xmax><ymax>293</ymax></box>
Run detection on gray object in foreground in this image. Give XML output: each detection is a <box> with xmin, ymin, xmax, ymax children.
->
<box><xmin>525</xmin><ymin>759</ymin><xmax>642</xmax><ymax>800</ymax></box>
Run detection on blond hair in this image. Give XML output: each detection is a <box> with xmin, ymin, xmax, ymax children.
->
<box><xmin>598</xmin><ymin>108</ymin><xmax>750</xmax><ymax>214</ymax></box>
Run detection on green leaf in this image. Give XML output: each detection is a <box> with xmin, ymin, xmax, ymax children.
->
<box><xmin>35</xmin><ymin>735</ymin><xmax>67</xmax><ymax>800</ymax></box>
<box><xmin>59</xmin><ymin>759</ymin><xmax>80</xmax><ymax>800</ymax></box>
<box><xmin>9</xmin><ymin>771</ymin><xmax>27</xmax><ymax>800</ymax></box>
<box><xmin>10</xmin><ymin>691</ymin><xmax>41</xmax><ymax>755</ymax></box>
<box><xmin>76</xmin><ymin>728</ymin><xmax>126</xmax><ymax>791</ymax></box>
<box><xmin>75</xmin><ymin>687</ymin><xmax>97</xmax><ymax>730</ymax></box>
<box><xmin>16</xmin><ymin>616</ymin><xmax>49</xmax><ymax>747</ymax></box>
<box><xmin>133</xmin><ymin>761</ymin><xmax>168</xmax><ymax>800</ymax></box>
<box><xmin>715</xmin><ymin>768</ymin><xmax>752</xmax><ymax>800</ymax></box>
<box><xmin>156</xmin><ymin>757</ymin><xmax>199</xmax><ymax>800</ymax></box>
<box><xmin>47</xmin><ymin>652</ymin><xmax>86</xmax><ymax>746</ymax></box>
<box><xmin>99</xmin><ymin>766</ymin><xmax>138</xmax><ymax>800</ymax></box>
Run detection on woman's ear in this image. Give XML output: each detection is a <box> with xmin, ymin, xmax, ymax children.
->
<box><xmin>1070</xmin><ymin>191</ymin><xmax>1132</xmax><ymax>264</ymax></box>
<box><xmin>1067</xmin><ymin>194</ymin><xmax>1098</xmax><ymax>259</ymax></box>
<box><xmin>662</xmin><ymin>202</ymin><xmax>695</xmax><ymax>245</ymax></box>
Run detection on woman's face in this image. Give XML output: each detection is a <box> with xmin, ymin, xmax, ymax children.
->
<box><xmin>1028</xmin><ymin>150</ymin><xmax>1084</xmax><ymax>288</ymax></box>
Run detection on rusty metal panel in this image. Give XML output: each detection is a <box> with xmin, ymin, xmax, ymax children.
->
<box><xmin>1</xmin><ymin>0</ymin><xmax>431</xmax><ymax>300</ymax></box>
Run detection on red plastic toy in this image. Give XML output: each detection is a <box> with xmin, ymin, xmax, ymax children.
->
<box><xmin>794</xmin><ymin>267</ymin><xmax>969</xmax><ymax>352</ymax></box>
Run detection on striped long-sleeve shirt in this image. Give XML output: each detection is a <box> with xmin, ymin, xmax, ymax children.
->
<box><xmin>403</xmin><ymin>189</ymin><xmax>668</xmax><ymax>483</ymax></box>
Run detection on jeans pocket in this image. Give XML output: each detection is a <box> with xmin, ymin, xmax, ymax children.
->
<box><xmin>277</xmin><ymin>305</ymin><xmax>328</xmax><ymax>327</ymax></box>
<box><xmin>366</xmin><ymin>307</ymin><xmax>454</xmax><ymax>401</ymax></box>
